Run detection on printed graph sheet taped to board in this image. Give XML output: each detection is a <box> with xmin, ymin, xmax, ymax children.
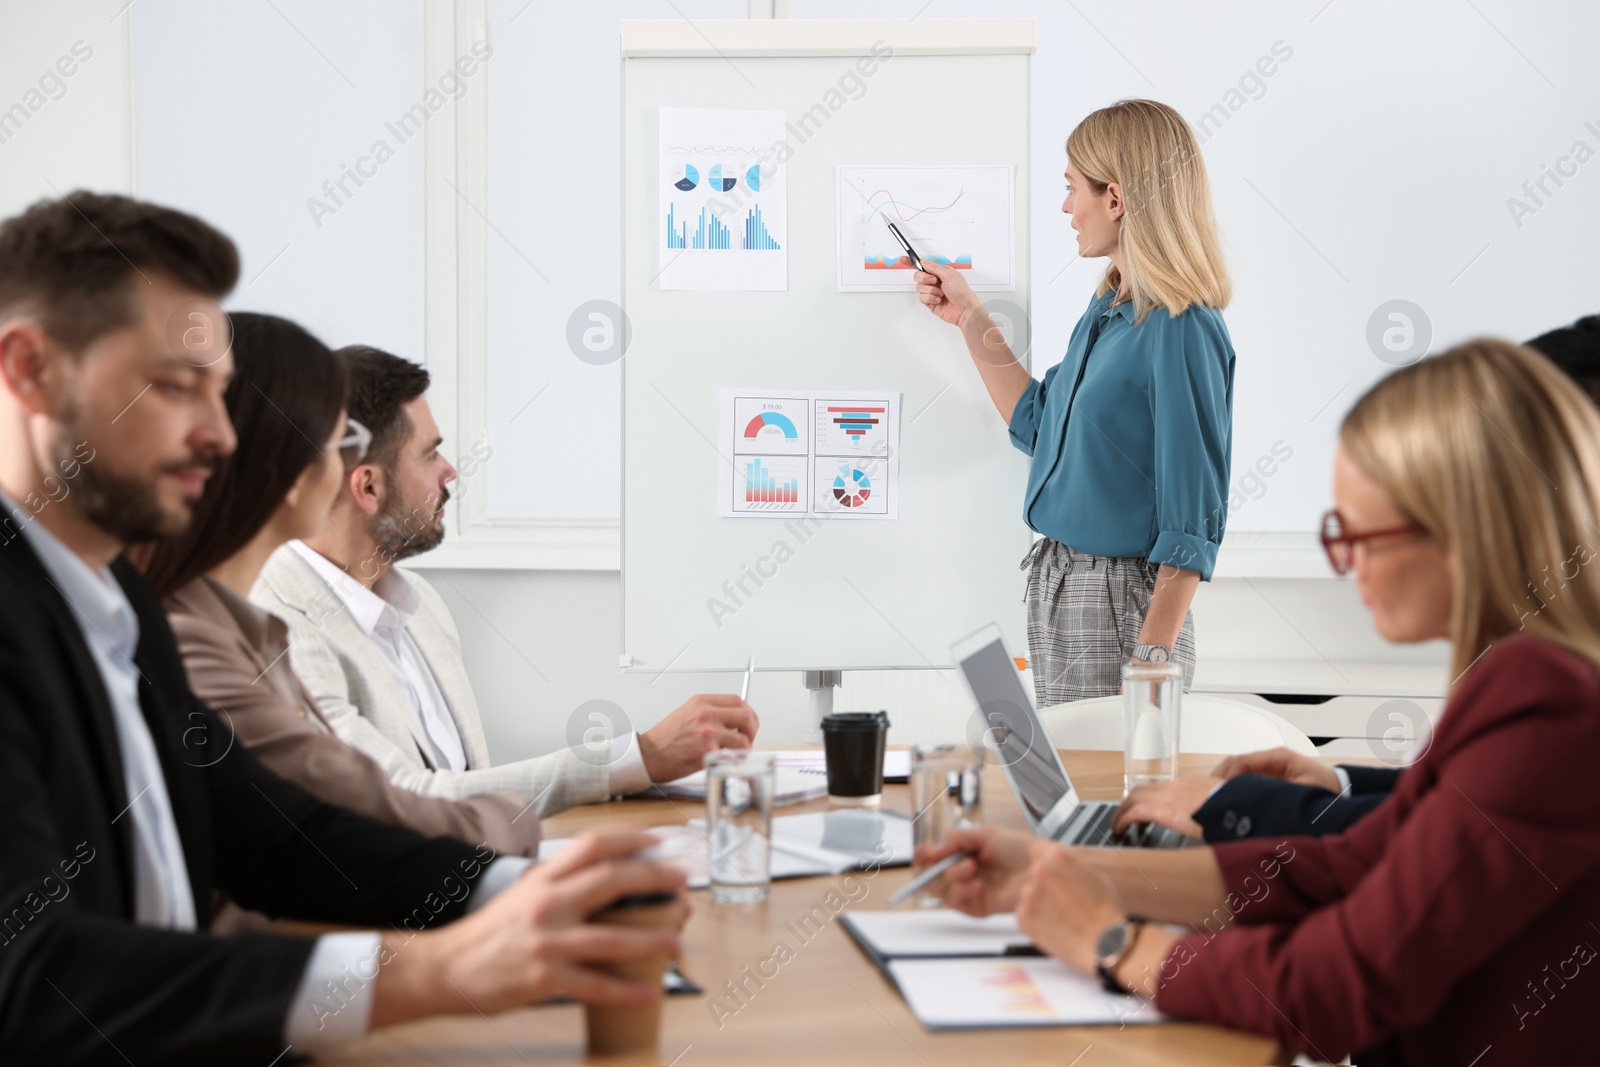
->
<box><xmin>659</xmin><ymin>108</ymin><xmax>788</xmax><ymax>291</ymax></box>
<box><xmin>837</xmin><ymin>165</ymin><xmax>1014</xmax><ymax>293</ymax></box>
<box><xmin>719</xmin><ymin>389</ymin><xmax>901</xmax><ymax>520</ymax></box>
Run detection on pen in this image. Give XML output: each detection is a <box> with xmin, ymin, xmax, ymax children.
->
<box><xmin>740</xmin><ymin>655</ymin><xmax>754</xmax><ymax>702</ymax></box>
<box><xmin>881</xmin><ymin>215</ymin><xmax>925</xmax><ymax>272</ymax></box>
<box><xmin>886</xmin><ymin>850</ymin><xmax>972</xmax><ymax>907</ymax></box>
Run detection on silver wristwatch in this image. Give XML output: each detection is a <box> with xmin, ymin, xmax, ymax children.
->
<box><xmin>1131</xmin><ymin>644</ymin><xmax>1170</xmax><ymax>664</ymax></box>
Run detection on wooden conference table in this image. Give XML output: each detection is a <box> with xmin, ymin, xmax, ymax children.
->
<box><xmin>315</xmin><ymin>749</ymin><xmax>1287</xmax><ymax>1066</ymax></box>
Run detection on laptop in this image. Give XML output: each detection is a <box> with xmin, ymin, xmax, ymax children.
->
<box><xmin>951</xmin><ymin>624</ymin><xmax>1189</xmax><ymax>850</ymax></box>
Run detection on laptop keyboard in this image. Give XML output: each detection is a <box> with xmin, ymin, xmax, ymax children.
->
<box><xmin>1062</xmin><ymin>802</ymin><xmax>1187</xmax><ymax>849</ymax></box>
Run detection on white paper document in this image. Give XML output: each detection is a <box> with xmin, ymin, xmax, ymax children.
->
<box><xmin>837</xmin><ymin>165</ymin><xmax>1015</xmax><ymax>292</ymax></box>
<box><xmin>839</xmin><ymin>910</ymin><xmax>1035</xmax><ymax>959</ymax></box>
<box><xmin>718</xmin><ymin>389</ymin><xmax>901</xmax><ymax>519</ymax></box>
<box><xmin>652</xmin><ymin>766</ymin><xmax>828</xmax><ymax>807</ymax></box>
<box><xmin>888</xmin><ymin>956</ymin><xmax>1165</xmax><ymax>1029</ymax></box>
<box><xmin>658</xmin><ymin>108</ymin><xmax>787</xmax><ymax>291</ymax></box>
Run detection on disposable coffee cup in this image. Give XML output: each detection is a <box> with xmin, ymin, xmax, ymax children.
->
<box><xmin>584</xmin><ymin>891</ymin><xmax>679</xmax><ymax>1057</ymax></box>
<box><xmin>820</xmin><ymin>710</ymin><xmax>890</xmax><ymax>806</ymax></box>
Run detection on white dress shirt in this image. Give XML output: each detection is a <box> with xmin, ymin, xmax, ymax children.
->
<box><xmin>286</xmin><ymin>541</ymin><xmax>650</xmax><ymax>794</ymax></box>
<box><xmin>14</xmin><ymin>504</ymin><xmax>531</xmax><ymax>1056</ymax></box>
<box><xmin>12</xmin><ymin>497</ymin><xmax>197</xmax><ymax>931</ymax></box>
<box><xmin>289</xmin><ymin>540</ymin><xmax>467</xmax><ymax>772</ymax></box>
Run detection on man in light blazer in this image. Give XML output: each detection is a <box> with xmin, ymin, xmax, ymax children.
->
<box><xmin>252</xmin><ymin>347</ymin><xmax>759</xmax><ymax>819</ymax></box>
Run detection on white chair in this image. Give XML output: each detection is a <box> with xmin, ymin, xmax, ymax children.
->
<box><xmin>1037</xmin><ymin>693</ymin><xmax>1317</xmax><ymax>757</ymax></box>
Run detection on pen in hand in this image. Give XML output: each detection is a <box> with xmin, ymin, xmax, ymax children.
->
<box><xmin>887</xmin><ymin>850</ymin><xmax>973</xmax><ymax>907</ymax></box>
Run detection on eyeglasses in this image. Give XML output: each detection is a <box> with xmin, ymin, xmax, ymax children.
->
<box><xmin>1319</xmin><ymin>508</ymin><xmax>1425</xmax><ymax>576</ymax></box>
<box><xmin>337</xmin><ymin>418</ymin><xmax>371</xmax><ymax>466</ymax></box>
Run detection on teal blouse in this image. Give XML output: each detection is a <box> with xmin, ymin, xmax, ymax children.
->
<box><xmin>1008</xmin><ymin>288</ymin><xmax>1235</xmax><ymax>580</ymax></box>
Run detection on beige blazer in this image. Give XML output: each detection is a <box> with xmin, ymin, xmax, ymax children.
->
<box><xmin>250</xmin><ymin>544</ymin><xmax>608</xmax><ymax>818</ymax></box>
<box><xmin>167</xmin><ymin>576</ymin><xmax>540</xmax><ymax>856</ymax></box>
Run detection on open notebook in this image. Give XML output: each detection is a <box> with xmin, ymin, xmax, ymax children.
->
<box><xmin>840</xmin><ymin>910</ymin><xmax>1165</xmax><ymax>1030</ymax></box>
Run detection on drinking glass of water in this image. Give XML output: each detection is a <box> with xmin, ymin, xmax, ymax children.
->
<box><xmin>1121</xmin><ymin>660</ymin><xmax>1183</xmax><ymax>792</ymax></box>
<box><xmin>907</xmin><ymin>744</ymin><xmax>982</xmax><ymax>907</ymax></box>
<box><xmin>705</xmin><ymin>750</ymin><xmax>775</xmax><ymax>904</ymax></box>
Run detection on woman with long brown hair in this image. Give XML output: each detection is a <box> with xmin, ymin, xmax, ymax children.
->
<box><xmin>918</xmin><ymin>98</ymin><xmax>1234</xmax><ymax>703</ymax></box>
<box><xmin>139</xmin><ymin>312</ymin><xmax>540</xmax><ymax>856</ymax></box>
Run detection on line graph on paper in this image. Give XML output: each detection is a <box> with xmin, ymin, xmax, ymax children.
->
<box><xmin>837</xmin><ymin>165</ymin><xmax>1015</xmax><ymax>292</ymax></box>
<box><xmin>861</xmin><ymin>186</ymin><xmax>974</xmax><ymax>272</ymax></box>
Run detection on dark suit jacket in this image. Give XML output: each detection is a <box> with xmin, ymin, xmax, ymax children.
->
<box><xmin>1193</xmin><ymin>764</ymin><xmax>1400</xmax><ymax>842</ymax></box>
<box><xmin>0</xmin><ymin>529</ymin><xmax>490</xmax><ymax>1066</ymax></box>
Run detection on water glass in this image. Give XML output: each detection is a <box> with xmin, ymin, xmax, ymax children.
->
<box><xmin>1122</xmin><ymin>660</ymin><xmax>1183</xmax><ymax>792</ymax></box>
<box><xmin>705</xmin><ymin>750</ymin><xmax>775</xmax><ymax>904</ymax></box>
<box><xmin>907</xmin><ymin>744</ymin><xmax>983</xmax><ymax>907</ymax></box>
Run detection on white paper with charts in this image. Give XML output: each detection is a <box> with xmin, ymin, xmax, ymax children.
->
<box><xmin>836</xmin><ymin>165</ymin><xmax>1014</xmax><ymax>292</ymax></box>
<box><xmin>718</xmin><ymin>389</ymin><xmax>900</xmax><ymax>520</ymax></box>
<box><xmin>658</xmin><ymin>107</ymin><xmax>787</xmax><ymax>291</ymax></box>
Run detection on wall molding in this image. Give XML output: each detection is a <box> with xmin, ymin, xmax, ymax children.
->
<box><xmin>420</xmin><ymin>0</ymin><xmax>620</xmax><ymax>570</ymax></box>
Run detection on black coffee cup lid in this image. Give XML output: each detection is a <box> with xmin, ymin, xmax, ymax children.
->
<box><xmin>820</xmin><ymin>710</ymin><xmax>890</xmax><ymax>731</ymax></box>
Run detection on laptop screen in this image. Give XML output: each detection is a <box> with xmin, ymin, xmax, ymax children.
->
<box><xmin>954</xmin><ymin>629</ymin><xmax>1080</xmax><ymax>826</ymax></box>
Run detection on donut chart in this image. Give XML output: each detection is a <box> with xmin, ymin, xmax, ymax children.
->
<box><xmin>832</xmin><ymin>467</ymin><xmax>872</xmax><ymax>508</ymax></box>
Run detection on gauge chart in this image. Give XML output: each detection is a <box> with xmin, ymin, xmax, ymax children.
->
<box><xmin>733</xmin><ymin>397</ymin><xmax>808</xmax><ymax>455</ymax></box>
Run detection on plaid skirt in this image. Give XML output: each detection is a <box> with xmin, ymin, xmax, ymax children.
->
<box><xmin>1021</xmin><ymin>537</ymin><xmax>1197</xmax><ymax>706</ymax></box>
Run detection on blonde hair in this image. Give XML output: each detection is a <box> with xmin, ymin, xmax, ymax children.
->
<box><xmin>1066</xmin><ymin>99</ymin><xmax>1231</xmax><ymax>323</ymax></box>
<box><xmin>1342</xmin><ymin>338</ymin><xmax>1600</xmax><ymax>687</ymax></box>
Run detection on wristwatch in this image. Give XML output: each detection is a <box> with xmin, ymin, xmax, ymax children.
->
<box><xmin>1094</xmin><ymin>917</ymin><xmax>1145</xmax><ymax>995</ymax></box>
<box><xmin>1130</xmin><ymin>644</ymin><xmax>1170</xmax><ymax>664</ymax></box>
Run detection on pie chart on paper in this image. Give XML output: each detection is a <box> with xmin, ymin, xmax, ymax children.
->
<box><xmin>833</xmin><ymin>467</ymin><xmax>872</xmax><ymax>508</ymax></box>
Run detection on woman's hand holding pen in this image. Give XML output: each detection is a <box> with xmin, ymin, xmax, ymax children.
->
<box><xmin>914</xmin><ymin>262</ymin><xmax>982</xmax><ymax>328</ymax></box>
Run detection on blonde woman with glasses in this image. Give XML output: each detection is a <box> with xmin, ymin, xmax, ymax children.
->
<box><xmin>918</xmin><ymin>98</ymin><xmax>1234</xmax><ymax>702</ymax></box>
<box><xmin>918</xmin><ymin>338</ymin><xmax>1600</xmax><ymax>1065</ymax></box>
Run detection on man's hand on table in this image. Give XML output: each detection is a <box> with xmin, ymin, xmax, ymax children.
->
<box><xmin>1111</xmin><ymin>746</ymin><xmax>1344</xmax><ymax>838</ymax></box>
<box><xmin>1212</xmin><ymin>746</ymin><xmax>1341</xmax><ymax>792</ymax></box>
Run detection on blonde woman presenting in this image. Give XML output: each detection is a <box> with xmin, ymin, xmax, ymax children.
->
<box><xmin>918</xmin><ymin>99</ymin><xmax>1235</xmax><ymax>702</ymax></box>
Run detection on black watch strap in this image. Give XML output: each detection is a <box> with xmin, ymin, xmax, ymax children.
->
<box><xmin>1097</xmin><ymin>960</ymin><xmax>1132</xmax><ymax>995</ymax></box>
<box><xmin>1096</xmin><ymin>920</ymin><xmax>1144</xmax><ymax>995</ymax></box>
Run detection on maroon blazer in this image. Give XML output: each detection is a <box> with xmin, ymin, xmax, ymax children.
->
<box><xmin>1156</xmin><ymin>633</ymin><xmax>1600</xmax><ymax>1066</ymax></box>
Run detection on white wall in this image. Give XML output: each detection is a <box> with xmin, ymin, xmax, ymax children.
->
<box><xmin>3</xmin><ymin>0</ymin><xmax>1482</xmax><ymax>763</ymax></box>
<box><xmin>0</xmin><ymin>0</ymin><xmax>133</xmax><ymax>207</ymax></box>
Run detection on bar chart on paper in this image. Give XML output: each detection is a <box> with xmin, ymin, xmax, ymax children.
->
<box><xmin>665</xmin><ymin>203</ymin><xmax>734</xmax><ymax>250</ymax></box>
<box><xmin>736</xmin><ymin>456</ymin><xmax>807</xmax><ymax>513</ymax></box>
<box><xmin>836</xmin><ymin>165</ymin><xmax>1014</xmax><ymax>292</ymax></box>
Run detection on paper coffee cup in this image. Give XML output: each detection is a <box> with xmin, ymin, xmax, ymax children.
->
<box><xmin>584</xmin><ymin>892</ymin><xmax>679</xmax><ymax>1057</ymax></box>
